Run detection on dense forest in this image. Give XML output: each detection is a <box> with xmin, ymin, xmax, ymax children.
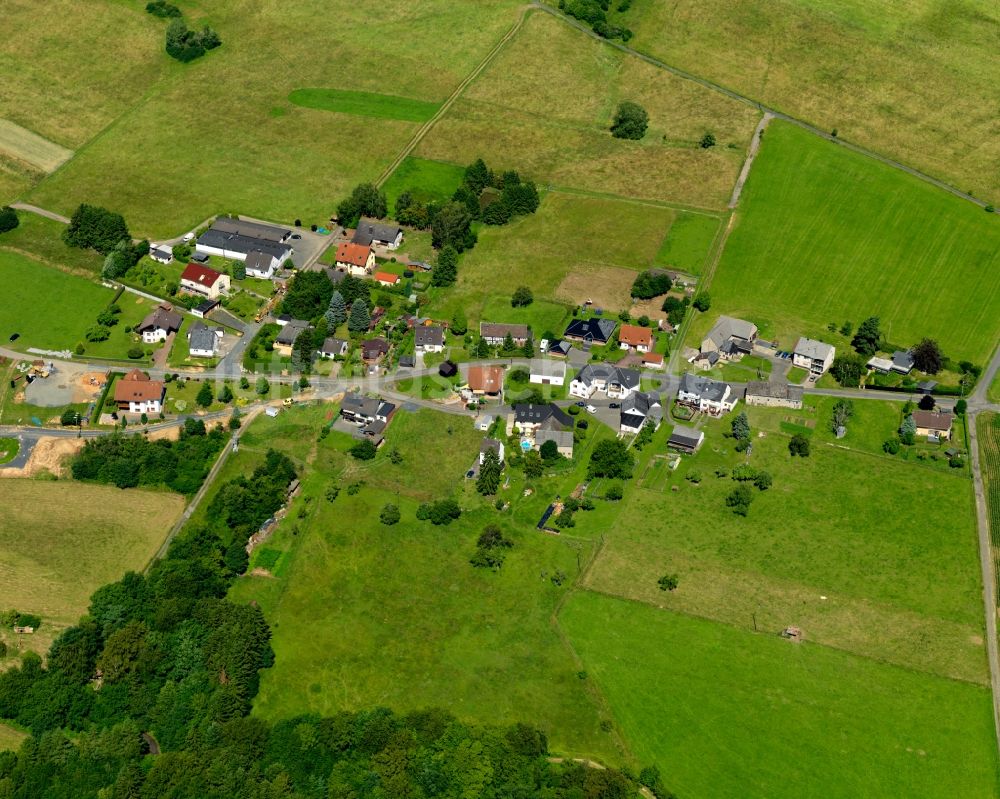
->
<box><xmin>0</xmin><ymin>448</ymin><xmax>652</xmax><ymax>798</ymax></box>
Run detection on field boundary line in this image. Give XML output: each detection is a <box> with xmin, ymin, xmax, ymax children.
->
<box><xmin>531</xmin><ymin>2</ymin><xmax>997</xmax><ymax>213</ymax></box>
<box><xmin>374</xmin><ymin>5</ymin><xmax>534</xmax><ymax>188</ymax></box>
<box><xmin>543</xmin><ymin>185</ymin><xmax>724</xmax><ymax>217</ymax></box>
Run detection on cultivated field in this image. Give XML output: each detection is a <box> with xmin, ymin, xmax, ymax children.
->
<box><xmin>617</xmin><ymin>0</ymin><xmax>1000</xmax><ymax>202</ymax></box>
<box><xmin>0</xmin><ymin>119</ymin><xmax>73</xmax><ymax>173</ymax></box>
<box><xmin>0</xmin><ymin>480</ymin><xmax>183</xmax><ymax>626</ymax></box>
<box><xmin>705</xmin><ymin>121</ymin><xmax>1000</xmax><ymax>364</ymax></box>
<box><xmin>560</xmin><ymin>591</ymin><xmax>999</xmax><ymax>799</ymax></box>
<box><xmin>417</xmin><ymin>11</ymin><xmax>759</xmax><ymax>208</ymax></box>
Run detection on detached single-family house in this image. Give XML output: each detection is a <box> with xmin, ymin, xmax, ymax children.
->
<box><xmin>744</xmin><ymin>381</ymin><xmax>804</xmax><ymax>409</ymax></box>
<box><xmin>677</xmin><ymin>373</ymin><xmax>737</xmax><ymax>416</ymax></box>
<box><xmin>546</xmin><ymin>339</ymin><xmax>573</xmax><ymax>358</ymax></box>
<box><xmin>620</xmin><ymin>391</ymin><xmax>662</xmax><ymax>434</ymax></box>
<box><xmin>642</xmin><ymin>352</ymin><xmax>665</xmax><ymax>369</ymax></box>
<box><xmin>467</xmin><ymin>365</ymin><xmax>505</xmax><ymax>396</ymax></box>
<box><xmin>619</xmin><ymin>324</ymin><xmax>654</xmax><ymax>353</ymax></box>
<box><xmin>187</xmin><ymin>321</ymin><xmax>223</xmax><ymax>358</ymax></box>
<box><xmin>374</xmin><ymin>271</ymin><xmax>400</xmax><ymax>287</ymax></box>
<box><xmin>536</xmin><ymin>428</ymin><xmax>574</xmax><ymax>458</ymax></box>
<box><xmin>274</xmin><ymin>320</ymin><xmax>310</xmax><ymax>356</ymax></box>
<box><xmin>136</xmin><ymin>303</ymin><xmax>182</xmax><ymax>343</ymax></box>
<box><xmin>114</xmin><ymin>369</ymin><xmax>165</xmax><ymax>414</ymax></box>
<box><xmin>912</xmin><ymin>410</ymin><xmax>953</xmax><ymax>442</ymax></box>
<box><xmin>340</xmin><ymin>393</ymin><xmax>396</xmax><ymax>442</ymax></box>
<box><xmin>866</xmin><ymin>355</ymin><xmax>894</xmax><ymax>374</ymax></box>
<box><xmin>529</xmin><ymin>359</ymin><xmax>567</xmax><ymax>386</ymax></box>
<box><xmin>319</xmin><ymin>337</ymin><xmax>349</xmax><ymax>359</ymax></box>
<box><xmin>336</xmin><ymin>242</ymin><xmax>376</xmax><ymax>275</ymax></box>
<box><xmin>180</xmin><ymin>262</ymin><xmax>230</xmax><ymax>299</ymax></box>
<box><xmin>569</xmin><ymin>363</ymin><xmax>640</xmax><ymax>400</ymax></box>
<box><xmin>892</xmin><ymin>350</ymin><xmax>915</xmax><ymax>374</ymax></box>
<box><xmin>701</xmin><ymin>316</ymin><xmax>757</xmax><ymax>361</ymax></box>
<box><xmin>361</xmin><ymin>337</ymin><xmax>389</xmax><ymax>362</ymax></box>
<box><xmin>563</xmin><ymin>317</ymin><xmax>616</xmax><ymax>347</ymax></box>
<box><xmin>480</xmin><ymin>322</ymin><xmax>530</xmax><ymax>347</ymax></box>
<box><xmin>149</xmin><ymin>244</ymin><xmax>173</xmax><ymax>264</ymax></box>
<box><xmin>668</xmin><ymin>425</ymin><xmax>705</xmax><ymax>454</ymax></box>
<box><xmin>245</xmin><ymin>250</ymin><xmax>280</xmax><ymax>279</ymax></box>
<box><xmin>414</xmin><ymin>325</ymin><xmax>445</xmax><ymax>353</ymax></box>
<box><xmin>793</xmin><ymin>337</ymin><xmax>835</xmax><ymax>376</ymax></box>
<box><xmin>479</xmin><ymin>438</ymin><xmax>505</xmax><ymax>465</ymax></box>
<box><xmin>352</xmin><ymin>218</ymin><xmax>403</xmax><ymax>250</ymax></box>
<box><xmin>508</xmin><ymin>403</ymin><xmax>573</xmax><ymax>439</ymax></box>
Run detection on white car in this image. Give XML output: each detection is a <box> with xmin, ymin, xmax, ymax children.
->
<box><xmin>182</xmin><ymin>232</ymin><xmax>195</xmax><ymax>242</ymax></box>
<box><xmin>586</xmin><ymin>404</ymin><xmax>597</xmax><ymax>414</ymax></box>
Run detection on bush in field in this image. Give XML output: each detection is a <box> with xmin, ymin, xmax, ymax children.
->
<box><xmin>610</xmin><ymin>101</ymin><xmax>648</xmax><ymax>140</ymax></box>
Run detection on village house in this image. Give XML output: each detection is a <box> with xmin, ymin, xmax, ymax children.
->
<box><xmin>361</xmin><ymin>337</ymin><xmax>390</xmax><ymax>362</ymax></box>
<box><xmin>335</xmin><ymin>242</ymin><xmax>376</xmax><ymax>275</ymax></box>
<box><xmin>744</xmin><ymin>381</ymin><xmax>804</xmax><ymax>409</ymax></box>
<box><xmin>641</xmin><ymin>352</ymin><xmax>665</xmax><ymax>369</ymax></box>
<box><xmin>699</xmin><ymin>316</ymin><xmax>757</xmax><ymax>362</ymax></box>
<box><xmin>668</xmin><ymin>425</ymin><xmax>705</xmax><ymax>454</ymax></box>
<box><xmin>195</xmin><ymin>218</ymin><xmax>292</xmax><ymax>273</ymax></box>
<box><xmin>318</xmin><ymin>337</ymin><xmax>349</xmax><ymax>359</ymax></box>
<box><xmin>618</xmin><ymin>324</ymin><xmax>654</xmax><ymax>353</ymax></box>
<box><xmin>467</xmin><ymin>365</ymin><xmax>505</xmax><ymax>397</ymax></box>
<box><xmin>479</xmin><ymin>438</ymin><xmax>506</xmax><ymax>465</ymax></box>
<box><xmin>187</xmin><ymin>321</ymin><xmax>223</xmax><ymax>358</ymax></box>
<box><xmin>149</xmin><ymin>244</ymin><xmax>173</xmax><ymax>264</ymax></box>
<box><xmin>274</xmin><ymin>320</ymin><xmax>310</xmax><ymax>356</ymax></box>
<box><xmin>136</xmin><ymin>303</ymin><xmax>182</xmax><ymax>343</ymax></box>
<box><xmin>352</xmin><ymin>218</ymin><xmax>404</xmax><ymax>250</ymax></box>
<box><xmin>507</xmin><ymin>403</ymin><xmax>573</xmax><ymax>442</ymax></box>
<box><xmin>374</xmin><ymin>271</ymin><xmax>400</xmax><ymax>287</ymax></box>
<box><xmin>620</xmin><ymin>391</ymin><xmax>662</xmax><ymax>434</ymax></box>
<box><xmin>340</xmin><ymin>392</ymin><xmax>396</xmax><ymax>444</ymax></box>
<box><xmin>912</xmin><ymin>410</ymin><xmax>954</xmax><ymax>442</ymax></box>
<box><xmin>114</xmin><ymin>369</ymin><xmax>165</xmax><ymax>414</ymax></box>
<box><xmin>891</xmin><ymin>350</ymin><xmax>915</xmax><ymax>374</ymax></box>
<box><xmin>414</xmin><ymin>325</ymin><xmax>445</xmax><ymax>354</ymax></box>
<box><xmin>480</xmin><ymin>322</ymin><xmax>530</xmax><ymax>347</ymax></box>
<box><xmin>569</xmin><ymin>363</ymin><xmax>640</xmax><ymax>400</ymax></box>
<box><xmin>536</xmin><ymin>428</ymin><xmax>574</xmax><ymax>458</ymax></box>
<box><xmin>529</xmin><ymin>359</ymin><xmax>567</xmax><ymax>386</ymax></box>
<box><xmin>563</xmin><ymin>317</ymin><xmax>616</xmax><ymax>347</ymax></box>
<box><xmin>677</xmin><ymin>373</ymin><xmax>737</xmax><ymax>416</ymax></box>
<box><xmin>180</xmin><ymin>262</ymin><xmax>230</xmax><ymax>299</ymax></box>
<box><xmin>244</xmin><ymin>250</ymin><xmax>280</xmax><ymax>279</ymax></box>
<box><xmin>793</xmin><ymin>337</ymin><xmax>836</xmax><ymax>376</ymax></box>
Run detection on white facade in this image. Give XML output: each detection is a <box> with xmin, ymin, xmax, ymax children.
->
<box><xmin>125</xmin><ymin>398</ymin><xmax>161</xmax><ymax>414</ymax></box>
<box><xmin>529</xmin><ymin>359</ymin><xmax>566</xmax><ymax>386</ymax></box>
<box><xmin>479</xmin><ymin>441</ymin><xmax>505</xmax><ymax>465</ymax></box>
<box><xmin>245</xmin><ymin>256</ymin><xmax>279</xmax><ymax>279</ymax></box>
<box><xmin>677</xmin><ymin>384</ymin><xmax>737</xmax><ymax>415</ymax></box>
<box><xmin>142</xmin><ymin>328</ymin><xmax>169</xmax><ymax>344</ymax></box>
<box><xmin>793</xmin><ymin>337</ymin><xmax>835</xmax><ymax>376</ymax></box>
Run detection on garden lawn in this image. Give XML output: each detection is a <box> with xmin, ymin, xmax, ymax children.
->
<box><xmin>584</xmin><ymin>422</ymin><xmax>985</xmax><ymax>683</ymax></box>
<box><xmin>706</xmin><ymin>121</ymin><xmax>1000</xmax><ymax>364</ymax></box>
<box><xmin>560</xmin><ymin>591</ymin><xmax>999</xmax><ymax>799</ymax></box>
<box><xmin>381</xmin><ymin>157</ymin><xmax>466</xmax><ymax>214</ymax></box>
<box><xmin>288</xmin><ymin>89</ymin><xmax>439</xmax><ymax>122</ymax></box>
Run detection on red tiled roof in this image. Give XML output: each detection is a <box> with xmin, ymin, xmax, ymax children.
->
<box><xmin>336</xmin><ymin>242</ymin><xmax>371</xmax><ymax>268</ymax></box>
<box><xmin>619</xmin><ymin>324</ymin><xmax>653</xmax><ymax>347</ymax></box>
<box><xmin>181</xmin><ymin>262</ymin><xmax>224</xmax><ymax>288</ymax></box>
<box><xmin>468</xmin><ymin>365</ymin><xmax>504</xmax><ymax>393</ymax></box>
<box><xmin>374</xmin><ymin>271</ymin><xmax>399</xmax><ymax>284</ymax></box>
<box><xmin>642</xmin><ymin>352</ymin><xmax>664</xmax><ymax>364</ymax></box>
<box><xmin>114</xmin><ymin>369</ymin><xmax>165</xmax><ymax>403</ymax></box>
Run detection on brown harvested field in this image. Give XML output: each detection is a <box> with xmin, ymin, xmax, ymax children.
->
<box><xmin>0</xmin><ymin>480</ymin><xmax>184</xmax><ymax>626</ymax></box>
<box><xmin>0</xmin><ymin>119</ymin><xmax>73</xmax><ymax>173</ymax></box>
<box><xmin>416</xmin><ymin>12</ymin><xmax>758</xmax><ymax>208</ymax></box>
<box><xmin>555</xmin><ymin>265</ymin><xmax>638</xmax><ymax>310</ymax></box>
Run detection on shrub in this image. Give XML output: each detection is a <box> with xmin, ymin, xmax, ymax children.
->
<box><xmin>882</xmin><ymin>437</ymin><xmax>901</xmax><ymax>455</ymax></box>
<box><xmin>699</xmin><ymin>132</ymin><xmax>716</xmax><ymax>148</ymax></box>
<box><xmin>657</xmin><ymin>574</ymin><xmax>678</xmax><ymax>592</ymax></box>
<box><xmin>918</xmin><ymin>393</ymin><xmax>936</xmax><ymax>410</ymax></box>
<box><xmin>730</xmin><ymin>464</ymin><xmax>757</xmax><ymax>481</ymax></box>
<box><xmin>511</xmin><ymin>286</ymin><xmax>534</xmax><ymax>307</ymax></box>
<box><xmin>610</xmin><ymin>101</ymin><xmax>648</xmax><ymax>140</ymax></box>
<box><xmin>726</xmin><ymin>484</ymin><xmax>754</xmax><ymax>516</ymax></box>
<box><xmin>692</xmin><ymin>292</ymin><xmax>711</xmax><ymax>311</ymax></box>
<box><xmin>753</xmin><ymin>471</ymin><xmax>772</xmax><ymax>491</ymax></box>
<box><xmin>349</xmin><ymin>439</ymin><xmax>377</xmax><ymax>460</ymax></box>
<box><xmin>64</xmin><ymin>204</ymin><xmax>131</xmax><ymax>254</ymax></box>
<box><xmin>604</xmin><ymin>482</ymin><xmax>624</xmax><ymax>501</ymax></box>
<box><xmin>630</xmin><ymin>270</ymin><xmax>671</xmax><ymax>299</ymax></box>
<box><xmin>0</xmin><ymin>206</ymin><xmax>19</xmax><ymax>234</ymax></box>
<box><xmin>380</xmin><ymin>504</ymin><xmax>400</xmax><ymax>526</ymax></box>
<box><xmin>788</xmin><ymin>433</ymin><xmax>810</xmax><ymax>457</ymax></box>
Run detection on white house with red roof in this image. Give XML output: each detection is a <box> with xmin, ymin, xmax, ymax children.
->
<box><xmin>180</xmin><ymin>263</ymin><xmax>230</xmax><ymax>299</ymax></box>
<box><xmin>335</xmin><ymin>242</ymin><xmax>375</xmax><ymax>275</ymax></box>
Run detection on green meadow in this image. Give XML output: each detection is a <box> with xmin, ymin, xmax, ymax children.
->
<box><xmin>289</xmin><ymin>89</ymin><xmax>439</xmax><ymax>122</ymax></box>
<box><xmin>706</xmin><ymin>121</ymin><xmax>1000</xmax><ymax>363</ymax></box>
<box><xmin>381</xmin><ymin>156</ymin><xmax>466</xmax><ymax>213</ymax></box>
<box><xmin>652</xmin><ymin>210</ymin><xmax>722</xmax><ymax>274</ymax></box>
<box><xmin>560</xmin><ymin>591</ymin><xmax>999</xmax><ymax>799</ymax></box>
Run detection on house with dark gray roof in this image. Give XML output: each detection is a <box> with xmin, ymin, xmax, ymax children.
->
<box><xmin>563</xmin><ymin>317</ymin><xmax>616</xmax><ymax>346</ymax></box>
<box><xmin>793</xmin><ymin>337</ymin><xmax>835</xmax><ymax>376</ymax></box>
<box><xmin>508</xmin><ymin>404</ymin><xmax>573</xmax><ymax>441</ymax></box>
<box><xmin>187</xmin><ymin>321</ymin><xmax>223</xmax><ymax>358</ymax></box>
<box><xmin>352</xmin><ymin>218</ymin><xmax>403</xmax><ymax>249</ymax></box>
<box><xmin>196</xmin><ymin>227</ymin><xmax>291</xmax><ymax>267</ymax></box>
<box><xmin>668</xmin><ymin>425</ymin><xmax>705</xmax><ymax>453</ymax></box>
<box><xmin>414</xmin><ymin>325</ymin><xmax>445</xmax><ymax>353</ymax></box>
<box><xmin>274</xmin><ymin>320</ymin><xmax>310</xmax><ymax>355</ymax></box>
<box><xmin>211</xmin><ymin>217</ymin><xmax>291</xmax><ymax>242</ymax></box>
<box><xmin>891</xmin><ymin>350</ymin><xmax>915</xmax><ymax>374</ymax></box>
<box><xmin>361</xmin><ymin>337</ymin><xmax>389</xmax><ymax>362</ymax></box>
<box><xmin>536</xmin><ymin>428</ymin><xmax>574</xmax><ymax>458</ymax></box>
<box><xmin>245</xmin><ymin>250</ymin><xmax>279</xmax><ymax>279</ymax></box>
<box><xmin>569</xmin><ymin>363</ymin><xmax>640</xmax><ymax>399</ymax></box>
<box><xmin>700</xmin><ymin>316</ymin><xmax>757</xmax><ymax>361</ymax></box>
<box><xmin>745</xmin><ymin>381</ymin><xmax>804</xmax><ymax>409</ymax></box>
<box><xmin>136</xmin><ymin>303</ymin><xmax>182</xmax><ymax>343</ymax></box>
<box><xmin>340</xmin><ymin>392</ymin><xmax>396</xmax><ymax>440</ymax></box>
<box><xmin>677</xmin><ymin>373</ymin><xmax>737</xmax><ymax>415</ymax></box>
<box><xmin>480</xmin><ymin>322</ymin><xmax>530</xmax><ymax>346</ymax></box>
<box><xmin>479</xmin><ymin>438</ymin><xmax>506</xmax><ymax>465</ymax></box>
<box><xmin>620</xmin><ymin>391</ymin><xmax>662</xmax><ymax>434</ymax></box>
<box><xmin>319</xmin><ymin>337</ymin><xmax>349</xmax><ymax>359</ymax></box>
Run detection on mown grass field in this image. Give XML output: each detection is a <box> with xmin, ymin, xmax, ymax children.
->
<box><xmin>22</xmin><ymin>0</ymin><xmax>522</xmax><ymax>238</ymax></box>
<box><xmin>585</xmin><ymin>414</ymin><xmax>984</xmax><ymax>683</ymax></box>
<box><xmin>417</xmin><ymin>11</ymin><xmax>759</xmax><ymax>208</ymax></box>
<box><xmin>288</xmin><ymin>89</ymin><xmax>439</xmax><ymax>122</ymax></box>
<box><xmin>0</xmin><ymin>119</ymin><xmax>73</xmax><ymax>173</ymax></box>
<box><xmin>705</xmin><ymin>121</ymin><xmax>1000</xmax><ymax>364</ymax></box>
<box><xmin>0</xmin><ymin>213</ymin><xmax>104</xmax><ymax>275</ymax></box>
<box><xmin>615</xmin><ymin>0</ymin><xmax>1000</xmax><ymax>202</ymax></box>
<box><xmin>560</xmin><ymin>591</ymin><xmax>999</xmax><ymax>799</ymax></box>
<box><xmin>0</xmin><ymin>480</ymin><xmax>183</xmax><ymax>626</ymax></box>
<box><xmin>651</xmin><ymin>211</ymin><xmax>721</xmax><ymax>274</ymax></box>
<box><xmin>381</xmin><ymin>157</ymin><xmax>466</xmax><ymax>214</ymax></box>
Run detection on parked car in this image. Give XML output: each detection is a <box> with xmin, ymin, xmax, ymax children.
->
<box><xmin>182</xmin><ymin>232</ymin><xmax>194</xmax><ymax>242</ymax></box>
<box><xmin>574</xmin><ymin>401</ymin><xmax>586</xmax><ymax>407</ymax></box>
<box><xmin>8</xmin><ymin>333</ymin><xmax>19</xmax><ymax>342</ymax></box>
<box><xmin>586</xmin><ymin>405</ymin><xmax>597</xmax><ymax>414</ymax></box>
<box><xmin>291</xmin><ymin>233</ymin><xmax>302</xmax><ymax>240</ymax></box>
<box><xmin>609</xmin><ymin>402</ymin><xmax>620</xmax><ymax>409</ymax></box>
<box><xmin>466</xmin><ymin>469</ymin><xmax>475</xmax><ymax>479</ymax></box>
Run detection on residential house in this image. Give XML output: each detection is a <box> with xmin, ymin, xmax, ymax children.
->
<box><xmin>793</xmin><ymin>337</ymin><xmax>835</xmax><ymax>376</ymax></box>
<box><xmin>335</xmin><ymin>242</ymin><xmax>375</xmax><ymax>275</ymax></box>
<box><xmin>361</xmin><ymin>337</ymin><xmax>389</xmax><ymax>362</ymax></box>
<box><xmin>569</xmin><ymin>363</ymin><xmax>640</xmax><ymax>400</ymax></box>
<box><xmin>180</xmin><ymin>263</ymin><xmax>230</xmax><ymax>299</ymax></box>
<box><xmin>479</xmin><ymin>438</ymin><xmax>506</xmax><ymax>465</ymax></box>
<box><xmin>480</xmin><ymin>322</ymin><xmax>529</xmax><ymax>347</ymax></box>
<box><xmin>641</xmin><ymin>352</ymin><xmax>665</xmax><ymax>369</ymax></box>
<box><xmin>668</xmin><ymin>425</ymin><xmax>704</xmax><ymax>454</ymax></box>
<box><xmin>912</xmin><ymin>410</ymin><xmax>953</xmax><ymax>442</ymax></box>
<box><xmin>245</xmin><ymin>250</ymin><xmax>279</xmax><ymax>279</ymax></box>
<box><xmin>114</xmin><ymin>369</ymin><xmax>165</xmax><ymax>414</ymax></box>
<box><xmin>563</xmin><ymin>317</ymin><xmax>616</xmax><ymax>347</ymax></box>
<box><xmin>744</xmin><ymin>381</ymin><xmax>804</xmax><ymax>409</ymax></box>
<box><xmin>866</xmin><ymin>355</ymin><xmax>894</xmax><ymax>373</ymax></box>
<box><xmin>620</xmin><ymin>391</ymin><xmax>662</xmax><ymax>434</ymax></box>
<box><xmin>274</xmin><ymin>320</ymin><xmax>310</xmax><ymax>356</ymax></box>
<box><xmin>892</xmin><ymin>350</ymin><xmax>915</xmax><ymax>374</ymax></box>
<box><xmin>546</xmin><ymin>339</ymin><xmax>573</xmax><ymax>358</ymax></box>
<box><xmin>187</xmin><ymin>321</ymin><xmax>223</xmax><ymax>358</ymax></box>
<box><xmin>507</xmin><ymin>403</ymin><xmax>573</xmax><ymax>439</ymax></box>
<box><xmin>196</xmin><ymin>219</ymin><xmax>291</xmax><ymax>267</ymax></box>
<box><xmin>467</xmin><ymin>365</ymin><xmax>505</xmax><ymax>397</ymax></box>
<box><xmin>149</xmin><ymin>244</ymin><xmax>173</xmax><ymax>264</ymax></box>
<box><xmin>701</xmin><ymin>316</ymin><xmax>757</xmax><ymax>361</ymax></box>
<box><xmin>136</xmin><ymin>303</ymin><xmax>182</xmax><ymax>343</ymax></box>
<box><xmin>352</xmin><ymin>218</ymin><xmax>403</xmax><ymax>250</ymax></box>
<box><xmin>619</xmin><ymin>324</ymin><xmax>653</xmax><ymax>353</ymax></box>
<box><xmin>676</xmin><ymin>373</ymin><xmax>737</xmax><ymax>415</ymax></box>
<box><xmin>374</xmin><ymin>271</ymin><xmax>399</xmax><ymax>287</ymax></box>
<box><xmin>318</xmin><ymin>337</ymin><xmax>349</xmax><ymax>359</ymax></box>
<box><xmin>529</xmin><ymin>359</ymin><xmax>567</xmax><ymax>386</ymax></box>
<box><xmin>340</xmin><ymin>393</ymin><xmax>396</xmax><ymax>442</ymax></box>
<box><xmin>536</xmin><ymin>428</ymin><xmax>574</xmax><ymax>458</ymax></box>
<box><xmin>414</xmin><ymin>325</ymin><xmax>445</xmax><ymax>353</ymax></box>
